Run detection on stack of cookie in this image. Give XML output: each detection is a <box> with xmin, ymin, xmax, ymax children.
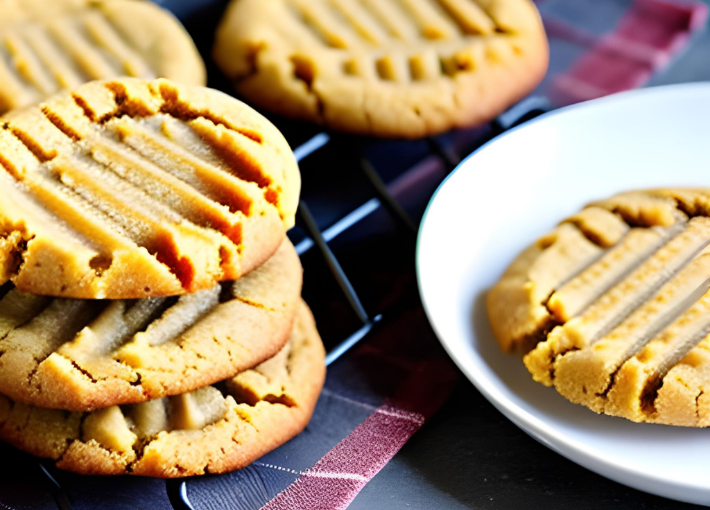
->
<box><xmin>0</xmin><ymin>77</ymin><xmax>325</xmax><ymax>477</ymax></box>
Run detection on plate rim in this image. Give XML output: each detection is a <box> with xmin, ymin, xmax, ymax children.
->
<box><xmin>416</xmin><ymin>82</ymin><xmax>710</xmax><ymax>504</ymax></box>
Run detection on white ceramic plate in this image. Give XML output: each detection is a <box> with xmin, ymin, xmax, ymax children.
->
<box><xmin>417</xmin><ymin>83</ymin><xmax>710</xmax><ymax>506</ymax></box>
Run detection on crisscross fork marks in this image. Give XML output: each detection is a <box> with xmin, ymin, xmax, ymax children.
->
<box><xmin>0</xmin><ymin>78</ymin><xmax>298</xmax><ymax>298</ymax></box>
<box><xmin>277</xmin><ymin>0</ymin><xmax>511</xmax><ymax>88</ymax></box>
<box><xmin>286</xmin><ymin>0</ymin><xmax>501</xmax><ymax>50</ymax></box>
<box><xmin>0</xmin><ymin>7</ymin><xmax>153</xmax><ymax>113</ymax></box>
<box><xmin>525</xmin><ymin>216</ymin><xmax>710</xmax><ymax>386</ymax></box>
<box><xmin>488</xmin><ymin>189</ymin><xmax>710</xmax><ymax>426</ymax></box>
<box><xmin>0</xmin><ymin>240</ymin><xmax>302</xmax><ymax>411</ymax></box>
<box><xmin>215</xmin><ymin>0</ymin><xmax>547</xmax><ymax>137</ymax></box>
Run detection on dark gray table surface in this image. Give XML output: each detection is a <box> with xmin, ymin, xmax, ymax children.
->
<box><xmin>350</xmin><ymin>382</ymin><xmax>702</xmax><ymax>509</ymax></box>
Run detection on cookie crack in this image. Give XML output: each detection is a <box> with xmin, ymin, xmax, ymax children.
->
<box><xmin>260</xmin><ymin>394</ymin><xmax>297</xmax><ymax>407</ymax></box>
<box><xmin>2</xmin><ymin>236</ymin><xmax>33</xmax><ymax>283</ymax></box>
<box><xmin>15</xmin><ymin>407</ymin><xmax>33</xmax><ymax>434</ymax></box>
<box><xmin>234</xmin><ymin>407</ymin><xmax>258</xmax><ymax>430</ymax></box>
<box><xmin>129</xmin><ymin>372</ymin><xmax>143</xmax><ymax>388</ymax></box>
<box><xmin>67</xmin><ymin>359</ymin><xmax>99</xmax><ymax>384</ymax></box>
<box><xmin>126</xmin><ymin>435</ymin><xmax>154</xmax><ymax>473</ymax></box>
<box><xmin>0</xmin><ymin>397</ymin><xmax>14</xmax><ymax>428</ymax></box>
<box><xmin>55</xmin><ymin>413</ymin><xmax>89</xmax><ymax>464</ymax></box>
<box><xmin>233</xmin><ymin>295</ymin><xmax>275</xmax><ymax>312</ymax></box>
<box><xmin>519</xmin><ymin>315</ymin><xmax>559</xmax><ymax>357</ymax></box>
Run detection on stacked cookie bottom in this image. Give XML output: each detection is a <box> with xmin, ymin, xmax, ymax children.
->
<box><xmin>0</xmin><ymin>241</ymin><xmax>325</xmax><ymax>477</ymax></box>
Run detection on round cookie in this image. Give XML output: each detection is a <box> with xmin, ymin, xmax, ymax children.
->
<box><xmin>0</xmin><ymin>239</ymin><xmax>302</xmax><ymax>412</ymax></box>
<box><xmin>0</xmin><ymin>300</ymin><xmax>325</xmax><ymax>477</ymax></box>
<box><xmin>0</xmin><ymin>0</ymin><xmax>206</xmax><ymax>114</ymax></box>
<box><xmin>213</xmin><ymin>0</ymin><xmax>548</xmax><ymax>139</ymax></box>
<box><xmin>0</xmin><ymin>77</ymin><xmax>301</xmax><ymax>299</ymax></box>
<box><xmin>488</xmin><ymin>188</ymin><xmax>710</xmax><ymax>427</ymax></box>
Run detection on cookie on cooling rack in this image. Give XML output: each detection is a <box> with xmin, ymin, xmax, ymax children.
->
<box><xmin>0</xmin><ymin>240</ymin><xmax>302</xmax><ymax>412</ymax></box>
<box><xmin>213</xmin><ymin>0</ymin><xmax>548</xmax><ymax>139</ymax></box>
<box><xmin>0</xmin><ymin>300</ymin><xmax>325</xmax><ymax>477</ymax></box>
<box><xmin>488</xmin><ymin>189</ymin><xmax>710</xmax><ymax>427</ymax></box>
<box><xmin>0</xmin><ymin>77</ymin><xmax>301</xmax><ymax>299</ymax></box>
<box><xmin>0</xmin><ymin>0</ymin><xmax>206</xmax><ymax>113</ymax></box>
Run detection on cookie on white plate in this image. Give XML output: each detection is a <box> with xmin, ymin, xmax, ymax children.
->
<box><xmin>489</xmin><ymin>189</ymin><xmax>710</xmax><ymax>427</ymax></box>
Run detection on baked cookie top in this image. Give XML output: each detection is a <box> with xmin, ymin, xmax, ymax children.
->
<box><xmin>213</xmin><ymin>0</ymin><xmax>548</xmax><ymax>139</ymax></box>
<box><xmin>0</xmin><ymin>0</ymin><xmax>205</xmax><ymax>114</ymax></box>
<box><xmin>0</xmin><ymin>78</ymin><xmax>301</xmax><ymax>299</ymax></box>
<box><xmin>0</xmin><ymin>299</ymin><xmax>325</xmax><ymax>478</ymax></box>
<box><xmin>0</xmin><ymin>239</ymin><xmax>302</xmax><ymax>412</ymax></box>
<box><xmin>488</xmin><ymin>189</ymin><xmax>710</xmax><ymax>427</ymax></box>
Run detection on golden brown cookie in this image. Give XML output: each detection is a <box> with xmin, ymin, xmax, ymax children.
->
<box><xmin>0</xmin><ymin>239</ymin><xmax>302</xmax><ymax>412</ymax></box>
<box><xmin>0</xmin><ymin>0</ymin><xmax>206</xmax><ymax>114</ymax></box>
<box><xmin>0</xmin><ymin>77</ymin><xmax>301</xmax><ymax>299</ymax></box>
<box><xmin>488</xmin><ymin>189</ymin><xmax>710</xmax><ymax>427</ymax></box>
<box><xmin>0</xmin><ymin>300</ymin><xmax>325</xmax><ymax>477</ymax></box>
<box><xmin>213</xmin><ymin>0</ymin><xmax>548</xmax><ymax>139</ymax></box>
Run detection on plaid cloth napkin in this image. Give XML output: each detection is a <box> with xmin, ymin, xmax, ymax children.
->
<box><xmin>541</xmin><ymin>0</ymin><xmax>708</xmax><ymax>106</ymax></box>
<box><xmin>0</xmin><ymin>1</ymin><xmax>706</xmax><ymax>509</ymax></box>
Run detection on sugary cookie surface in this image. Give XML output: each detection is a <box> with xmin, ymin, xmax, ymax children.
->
<box><xmin>0</xmin><ymin>240</ymin><xmax>302</xmax><ymax>411</ymax></box>
<box><xmin>487</xmin><ymin>189</ymin><xmax>710</xmax><ymax>427</ymax></box>
<box><xmin>0</xmin><ymin>0</ymin><xmax>206</xmax><ymax>113</ymax></box>
<box><xmin>213</xmin><ymin>0</ymin><xmax>548</xmax><ymax>138</ymax></box>
<box><xmin>0</xmin><ymin>78</ymin><xmax>301</xmax><ymax>299</ymax></box>
<box><xmin>0</xmin><ymin>300</ymin><xmax>326</xmax><ymax>477</ymax></box>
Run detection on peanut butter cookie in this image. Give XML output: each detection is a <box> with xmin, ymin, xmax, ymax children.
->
<box><xmin>0</xmin><ymin>239</ymin><xmax>302</xmax><ymax>412</ymax></box>
<box><xmin>488</xmin><ymin>189</ymin><xmax>710</xmax><ymax>427</ymax></box>
<box><xmin>213</xmin><ymin>0</ymin><xmax>548</xmax><ymax>139</ymax></box>
<box><xmin>0</xmin><ymin>78</ymin><xmax>301</xmax><ymax>299</ymax></box>
<box><xmin>0</xmin><ymin>0</ymin><xmax>205</xmax><ymax>113</ymax></box>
